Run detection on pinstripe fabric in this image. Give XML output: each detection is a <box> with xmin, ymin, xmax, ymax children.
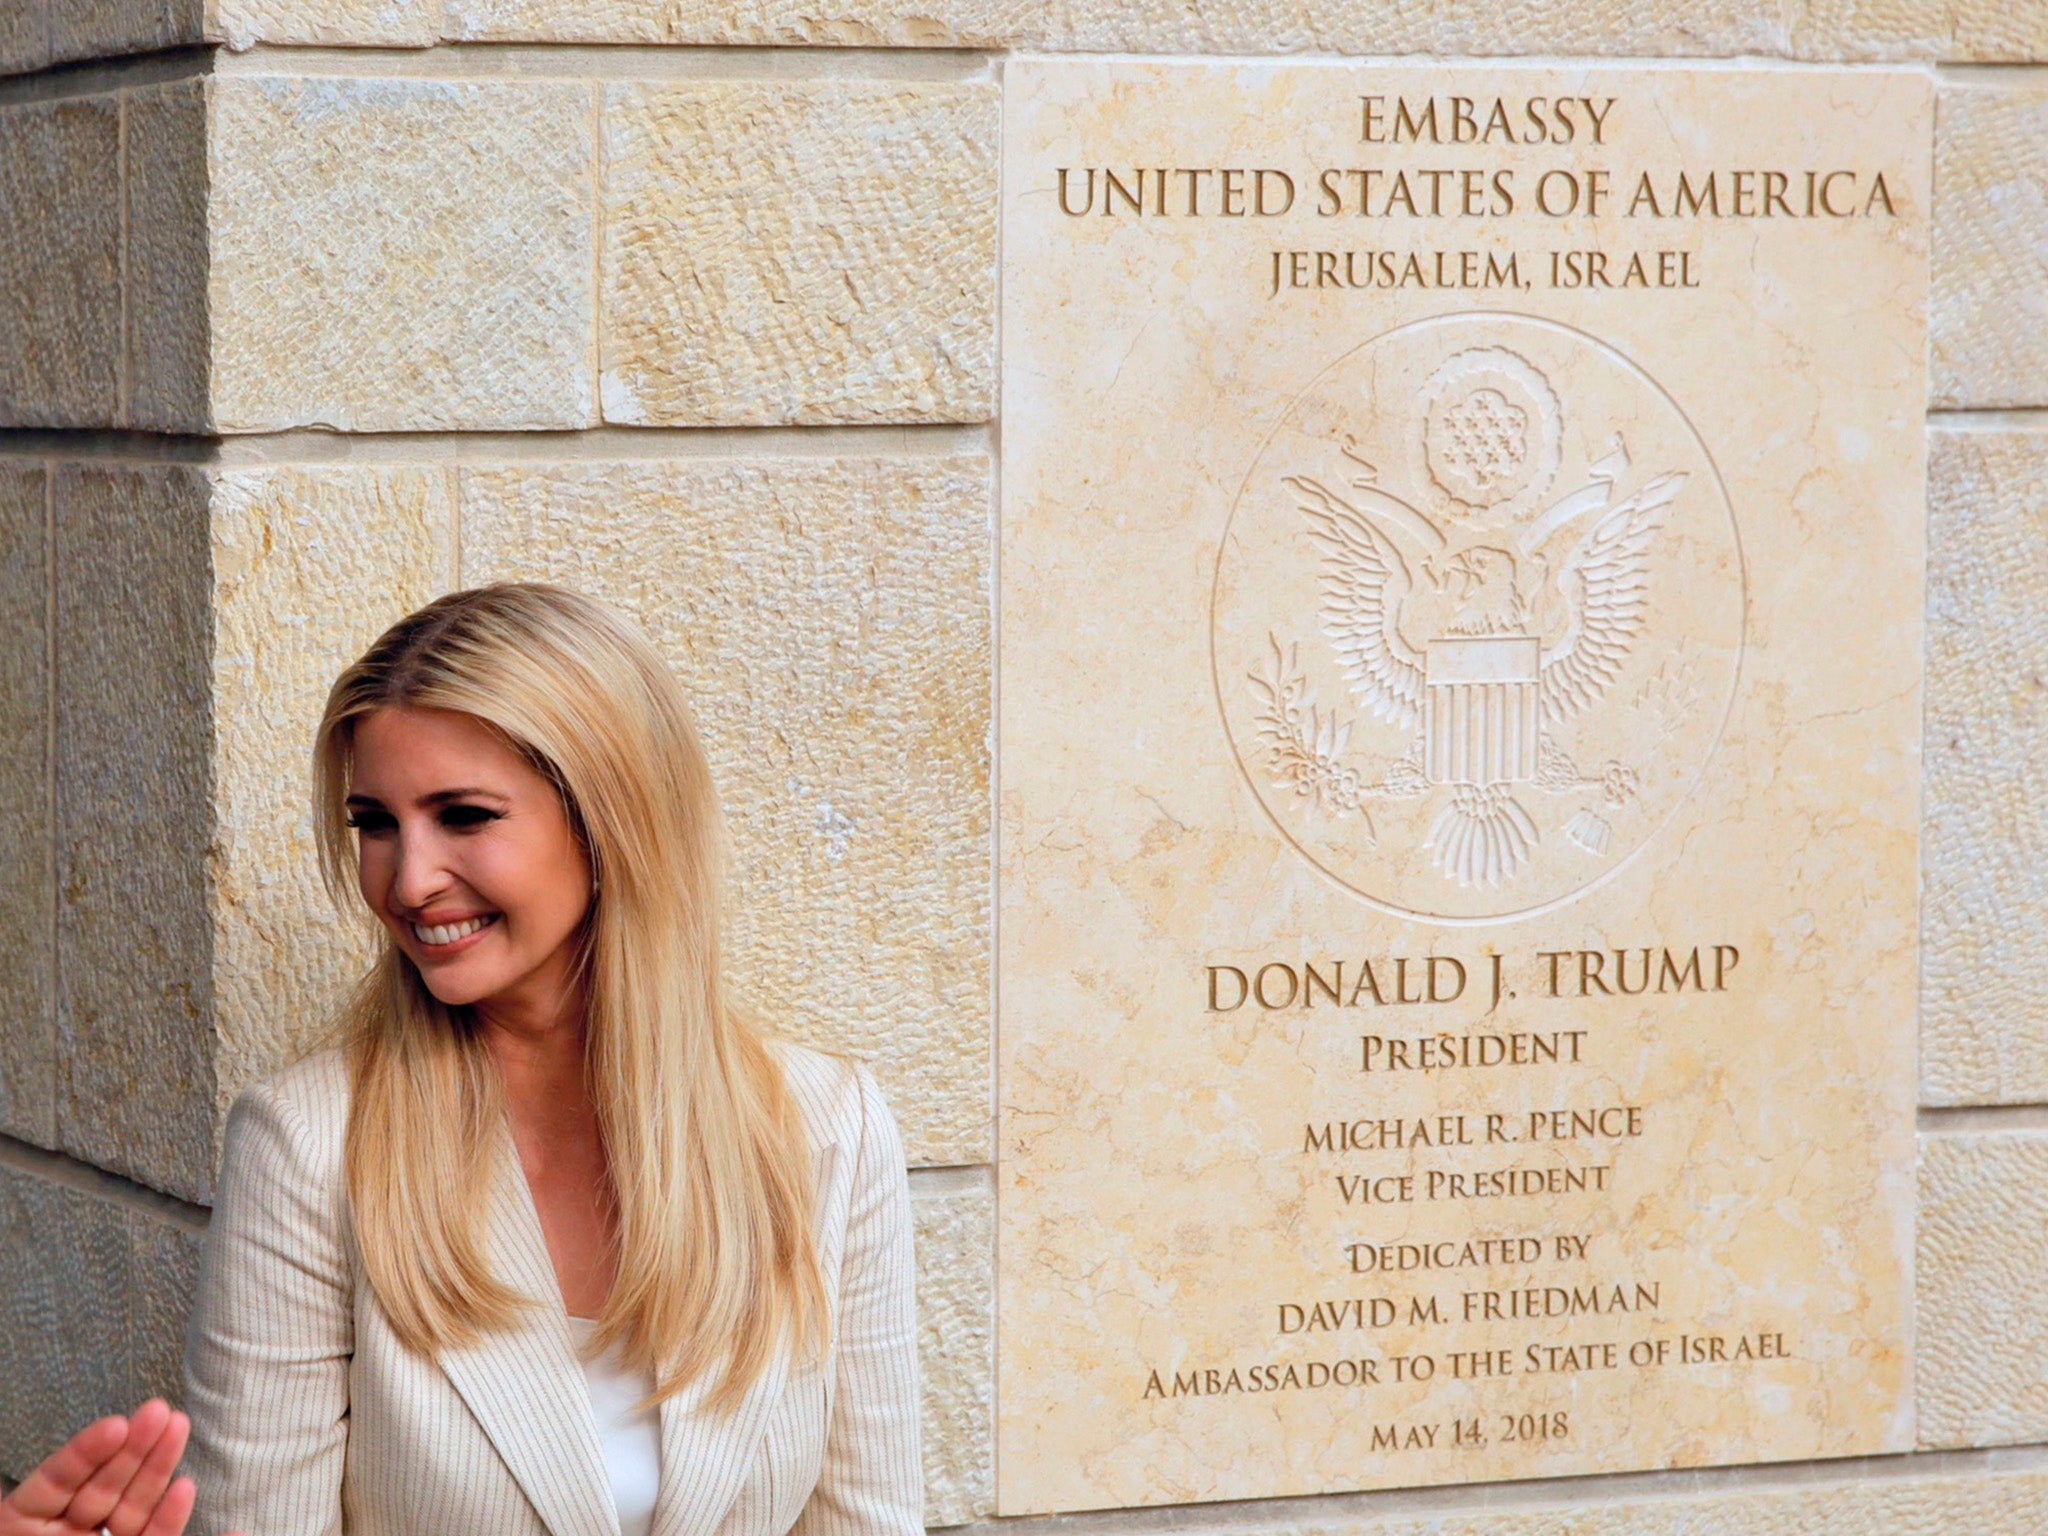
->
<box><xmin>181</xmin><ymin>1045</ymin><xmax>925</xmax><ymax>1536</ymax></box>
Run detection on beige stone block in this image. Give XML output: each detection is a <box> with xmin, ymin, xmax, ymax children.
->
<box><xmin>55</xmin><ymin>464</ymin><xmax>454</xmax><ymax>1203</ymax></box>
<box><xmin>1955</xmin><ymin>5</ymin><xmax>2048</xmax><ymax>58</ymax></box>
<box><xmin>211</xmin><ymin>0</ymin><xmax>436</xmax><ymax>49</ymax></box>
<box><xmin>442</xmin><ymin>0</ymin><xmax>2046</xmax><ymax>58</ymax></box>
<box><xmin>459</xmin><ymin>456</ymin><xmax>991</xmax><ymax>1165</ymax></box>
<box><xmin>206</xmin><ymin>465</ymin><xmax>455</xmax><ymax>1127</ymax></box>
<box><xmin>209</xmin><ymin>76</ymin><xmax>595</xmax><ymax>433</ymax></box>
<box><xmin>600</xmin><ymin>82</ymin><xmax>995</xmax><ymax>426</ymax></box>
<box><xmin>1922</xmin><ymin>428</ymin><xmax>2048</xmax><ymax>1104</ymax></box>
<box><xmin>443</xmin><ymin>0</ymin><xmax>1025</xmax><ymax>44</ymax></box>
<box><xmin>1033</xmin><ymin>0</ymin><xmax>2034</xmax><ymax>57</ymax></box>
<box><xmin>0</xmin><ymin>465</ymin><xmax>52</xmax><ymax>1149</ymax></box>
<box><xmin>0</xmin><ymin>96</ymin><xmax>122</xmax><ymax>428</ymax></box>
<box><xmin>54</xmin><ymin>464</ymin><xmax>217</xmax><ymax>1201</ymax></box>
<box><xmin>0</xmin><ymin>1</ymin><xmax>49</xmax><ymax>74</ymax></box>
<box><xmin>1251</xmin><ymin>1469</ymin><xmax>2048</xmax><ymax>1534</ymax></box>
<box><xmin>1933</xmin><ymin>84</ymin><xmax>2048</xmax><ymax>409</ymax></box>
<box><xmin>1919</xmin><ymin>1131</ymin><xmax>2048</xmax><ymax>1448</ymax></box>
<box><xmin>126</xmin><ymin>79</ymin><xmax>213</xmax><ymax>435</ymax></box>
<box><xmin>912</xmin><ymin>1175</ymin><xmax>992</xmax><ymax>1527</ymax></box>
<box><xmin>128</xmin><ymin>1212</ymin><xmax>205</xmax><ymax>1406</ymax></box>
<box><xmin>0</xmin><ymin>1164</ymin><xmax>128</xmax><ymax>1479</ymax></box>
<box><xmin>0</xmin><ymin>1160</ymin><xmax>206</xmax><ymax>1483</ymax></box>
<box><xmin>49</xmin><ymin>0</ymin><xmax>202</xmax><ymax>64</ymax></box>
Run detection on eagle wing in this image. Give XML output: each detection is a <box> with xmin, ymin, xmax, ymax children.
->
<box><xmin>1286</xmin><ymin>476</ymin><xmax>1425</xmax><ymax>733</ymax></box>
<box><xmin>1540</xmin><ymin>471</ymin><xmax>1687</xmax><ymax>725</ymax></box>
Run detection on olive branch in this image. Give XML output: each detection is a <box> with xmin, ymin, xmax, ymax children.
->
<box><xmin>1246</xmin><ymin>635</ymin><xmax>1372</xmax><ymax>835</ymax></box>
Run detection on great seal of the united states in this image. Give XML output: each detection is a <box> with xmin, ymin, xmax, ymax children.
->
<box><xmin>1211</xmin><ymin>312</ymin><xmax>1746</xmax><ymax>923</ymax></box>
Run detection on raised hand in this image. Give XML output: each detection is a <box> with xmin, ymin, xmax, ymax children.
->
<box><xmin>0</xmin><ymin>1400</ymin><xmax>239</xmax><ymax>1536</ymax></box>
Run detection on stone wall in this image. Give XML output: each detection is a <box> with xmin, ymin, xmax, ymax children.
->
<box><xmin>1</xmin><ymin>11</ymin><xmax>2046</xmax><ymax>1535</ymax></box>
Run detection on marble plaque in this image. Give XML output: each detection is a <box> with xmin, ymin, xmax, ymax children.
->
<box><xmin>997</xmin><ymin>62</ymin><xmax>1929</xmax><ymax>1513</ymax></box>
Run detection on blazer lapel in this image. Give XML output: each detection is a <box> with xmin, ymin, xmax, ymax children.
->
<box><xmin>436</xmin><ymin>1150</ymin><xmax>620</xmax><ymax>1536</ymax></box>
<box><xmin>648</xmin><ymin>1339</ymin><xmax>792</xmax><ymax>1536</ymax></box>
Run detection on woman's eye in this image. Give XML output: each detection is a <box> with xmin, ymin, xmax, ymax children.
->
<box><xmin>442</xmin><ymin>805</ymin><xmax>502</xmax><ymax>829</ymax></box>
<box><xmin>346</xmin><ymin>811</ymin><xmax>396</xmax><ymax>834</ymax></box>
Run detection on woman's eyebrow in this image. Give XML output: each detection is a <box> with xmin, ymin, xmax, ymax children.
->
<box><xmin>417</xmin><ymin>787</ymin><xmax>508</xmax><ymax>805</ymax></box>
<box><xmin>343</xmin><ymin>787</ymin><xmax>509</xmax><ymax>809</ymax></box>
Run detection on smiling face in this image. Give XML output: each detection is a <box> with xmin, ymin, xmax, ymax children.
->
<box><xmin>346</xmin><ymin>705</ymin><xmax>595</xmax><ymax>1027</ymax></box>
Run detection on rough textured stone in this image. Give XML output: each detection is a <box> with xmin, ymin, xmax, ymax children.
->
<box><xmin>1923</xmin><ymin>428</ymin><xmax>2048</xmax><ymax>1104</ymax></box>
<box><xmin>48</xmin><ymin>0</ymin><xmax>202</xmax><ymax>65</ymax></box>
<box><xmin>1247</xmin><ymin>1470</ymin><xmax>2048</xmax><ymax>1533</ymax></box>
<box><xmin>600</xmin><ymin>82</ymin><xmax>995</xmax><ymax>427</ymax></box>
<box><xmin>0</xmin><ymin>1165</ymin><xmax>128</xmax><ymax>1480</ymax></box>
<box><xmin>443</xmin><ymin>0</ymin><xmax>1021</xmax><ymax>44</ymax></box>
<box><xmin>0</xmin><ymin>1162</ymin><xmax>206</xmax><ymax>1483</ymax></box>
<box><xmin>1920</xmin><ymin>1132</ymin><xmax>2048</xmax><ymax>1448</ymax></box>
<box><xmin>1933</xmin><ymin>84</ymin><xmax>2048</xmax><ymax>410</ymax></box>
<box><xmin>127</xmin><ymin>1212</ymin><xmax>204</xmax><ymax>1407</ymax></box>
<box><xmin>9</xmin><ymin>0</ymin><xmax>2037</xmax><ymax>60</ymax></box>
<box><xmin>0</xmin><ymin>1</ymin><xmax>50</xmax><ymax>75</ymax></box>
<box><xmin>0</xmin><ymin>465</ymin><xmax>52</xmax><ymax>1149</ymax></box>
<box><xmin>207</xmin><ymin>466</ymin><xmax>455</xmax><ymax>1131</ymax></box>
<box><xmin>54</xmin><ymin>465</ymin><xmax>217</xmax><ymax>1203</ymax></box>
<box><xmin>911</xmin><ymin>1176</ymin><xmax>992</xmax><ymax>1527</ymax></box>
<box><xmin>212</xmin><ymin>0</ymin><xmax>436</xmax><ymax>49</ymax></box>
<box><xmin>0</xmin><ymin>0</ymin><xmax>2027</xmax><ymax>56</ymax></box>
<box><xmin>0</xmin><ymin>96</ymin><xmax>122</xmax><ymax>428</ymax></box>
<box><xmin>1039</xmin><ymin>0</ymin><xmax>2047</xmax><ymax>56</ymax></box>
<box><xmin>50</xmin><ymin>463</ymin><xmax>455</xmax><ymax>1203</ymax></box>
<box><xmin>209</xmin><ymin>76</ymin><xmax>595</xmax><ymax>433</ymax></box>
<box><xmin>459</xmin><ymin>456</ymin><xmax>991</xmax><ymax>1165</ymax></box>
<box><xmin>126</xmin><ymin>79</ymin><xmax>213</xmax><ymax>436</ymax></box>
<box><xmin>443</xmin><ymin>0</ymin><xmax>2043</xmax><ymax>57</ymax></box>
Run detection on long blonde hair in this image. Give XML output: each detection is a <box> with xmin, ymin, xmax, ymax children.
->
<box><xmin>313</xmin><ymin>582</ymin><xmax>825</xmax><ymax>1408</ymax></box>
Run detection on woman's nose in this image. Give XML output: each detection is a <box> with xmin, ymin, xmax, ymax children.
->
<box><xmin>387</xmin><ymin>830</ymin><xmax>452</xmax><ymax>911</ymax></box>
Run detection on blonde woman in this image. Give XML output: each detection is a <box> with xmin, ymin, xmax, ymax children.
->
<box><xmin>1</xmin><ymin>583</ymin><xmax>921</xmax><ymax>1536</ymax></box>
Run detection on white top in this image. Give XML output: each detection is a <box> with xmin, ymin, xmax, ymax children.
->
<box><xmin>566</xmin><ymin>1316</ymin><xmax>662</xmax><ymax>1536</ymax></box>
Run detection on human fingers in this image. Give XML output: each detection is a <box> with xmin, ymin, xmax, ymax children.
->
<box><xmin>102</xmin><ymin>1410</ymin><xmax>190</xmax><ymax>1536</ymax></box>
<box><xmin>63</xmin><ymin>1400</ymin><xmax>173</xmax><ymax>1531</ymax></box>
<box><xmin>2</xmin><ymin>1415</ymin><xmax>129</xmax><ymax>1519</ymax></box>
<box><xmin>133</xmin><ymin>1474</ymin><xmax>195</xmax><ymax>1536</ymax></box>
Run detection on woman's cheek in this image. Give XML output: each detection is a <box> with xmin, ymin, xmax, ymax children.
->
<box><xmin>357</xmin><ymin>848</ymin><xmax>392</xmax><ymax>912</ymax></box>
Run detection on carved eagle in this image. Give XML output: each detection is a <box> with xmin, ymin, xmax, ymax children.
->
<box><xmin>1288</xmin><ymin>462</ymin><xmax>1688</xmax><ymax>734</ymax></box>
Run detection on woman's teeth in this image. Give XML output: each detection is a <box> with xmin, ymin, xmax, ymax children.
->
<box><xmin>413</xmin><ymin>915</ymin><xmax>496</xmax><ymax>946</ymax></box>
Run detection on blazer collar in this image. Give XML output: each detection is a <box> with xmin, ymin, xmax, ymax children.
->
<box><xmin>433</xmin><ymin>1141</ymin><xmax>795</xmax><ymax>1536</ymax></box>
<box><xmin>436</xmin><ymin>1150</ymin><xmax>621</xmax><ymax>1536</ymax></box>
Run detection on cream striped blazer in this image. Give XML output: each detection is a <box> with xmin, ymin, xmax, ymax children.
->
<box><xmin>181</xmin><ymin>1045</ymin><xmax>924</xmax><ymax>1536</ymax></box>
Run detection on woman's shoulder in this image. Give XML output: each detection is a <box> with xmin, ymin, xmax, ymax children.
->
<box><xmin>770</xmin><ymin>1040</ymin><xmax>901</xmax><ymax>1160</ymax></box>
<box><xmin>221</xmin><ymin>1046</ymin><xmax>352</xmax><ymax>1175</ymax></box>
<box><xmin>245</xmin><ymin>1045</ymin><xmax>352</xmax><ymax>1116</ymax></box>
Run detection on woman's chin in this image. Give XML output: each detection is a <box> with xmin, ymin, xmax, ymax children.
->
<box><xmin>404</xmin><ymin>951</ymin><xmax>501</xmax><ymax>1008</ymax></box>
<box><xmin>420</xmin><ymin>974</ymin><xmax>493</xmax><ymax>1007</ymax></box>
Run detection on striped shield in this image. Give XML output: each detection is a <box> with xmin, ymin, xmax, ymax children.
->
<box><xmin>1423</xmin><ymin>635</ymin><xmax>1541</xmax><ymax>788</ymax></box>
